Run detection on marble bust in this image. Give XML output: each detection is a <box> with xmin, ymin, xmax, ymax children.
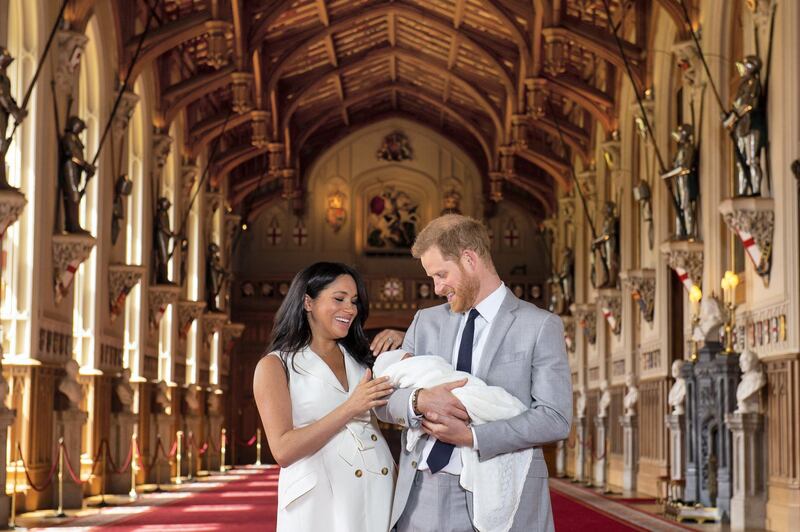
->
<box><xmin>736</xmin><ymin>348</ymin><xmax>766</xmax><ymax>414</ymax></box>
<box><xmin>692</xmin><ymin>295</ymin><xmax>725</xmax><ymax>343</ymax></box>
<box><xmin>185</xmin><ymin>385</ymin><xmax>201</xmax><ymax>414</ymax></box>
<box><xmin>154</xmin><ymin>380</ymin><xmax>171</xmax><ymax>413</ymax></box>
<box><xmin>115</xmin><ymin>368</ymin><xmax>134</xmax><ymax>410</ymax></box>
<box><xmin>623</xmin><ymin>374</ymin><xmax>639</xmax><ymax>416</ymax></box>
<box><xmin>575</xmin><ymin>385</ymin><xmax>586</xmax><ymax>418</ymax></box>
<box><xmin>598</xmin><ymin>380</ymin><xmax>611</xmax><ymax>418</ymax></box>
<box><xmin>58</xmin><ymin>359</ymin><xmax>83</xmax><ymax>409</ymax></box>
<box><xmin>208</xmin><ymin>391</ymin><xmax>222</xmax><ymax>415</ymax></box>
<box><xmin>668</xmin><ymin>359</ymin><xmax>687</xmax><ymax>415</ymax></box>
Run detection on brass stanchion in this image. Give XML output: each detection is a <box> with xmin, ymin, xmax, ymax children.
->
<box><xmin>148</xmin><ymin>435</ymin><xmax>164</xmax><ymax>493</ymax></box>
<box><xmin>175</xmin><ymin>431</ymin><xmax>183</xmax><ymax>485</ymax></box>
<box><xmin>255</xmin><ymin>428</ymin><xmax>262</xmax><ymax>466</ymax></box>
<box><xmin>55</xmin><ymin>437</ymin><xmax>66</xmax><ymax>517</ymax></box>
<box><xmin>10</xmin><ymin>447</ymin><xmax>18</xmax><ymax>528</ymax></box>
<box><xmin>129</xmin><ymin>433</ymin><xmax>138</xmax><ymax>499</ymax></box>
<box><xmin>89</xmin><ymin>441</ymin><xmax>108</xmax><ymax>508</ymax></box>
<box><xmin>187</xmin><ymin>431</ymin><xmax>194</xmax><ymax>481</ymax></box>
<box><xmin>219</xmin><ymin>428</ymin><xmax>227</xmax><ymax>473</ymax></box>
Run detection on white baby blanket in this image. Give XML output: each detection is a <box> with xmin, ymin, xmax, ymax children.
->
<box><xmin>373</xmin><ymin>350</ymin><xmax>532</xmax><ymax>532</ymax></box>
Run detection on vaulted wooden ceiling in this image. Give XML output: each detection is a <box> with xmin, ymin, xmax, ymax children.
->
<box><xmin>95</xmin><ymin>0</ymin><xmax>687</xmax><ymax>220</ymax></box>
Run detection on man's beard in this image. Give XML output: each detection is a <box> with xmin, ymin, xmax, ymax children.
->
<box><xmin>449</xmin><ymin>269</ymin><xmax>479</xmax><ymax>313</ymax></box>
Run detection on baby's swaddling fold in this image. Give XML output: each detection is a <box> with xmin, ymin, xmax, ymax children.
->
<box><xmin>373</xmin><ymin>349</ymin><xmax>533</xmax><ymax>532</ymax></box>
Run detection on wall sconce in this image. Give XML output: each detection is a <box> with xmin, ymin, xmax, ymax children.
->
<box><xmin>720</xmin><ymin>270</ymin><xmax>740</xmax><ymax>354</ymax></box>
<box><xmin>689</xmin><ymin>284</ymin><xmax>702</xmax><ymax>362</ymax></box>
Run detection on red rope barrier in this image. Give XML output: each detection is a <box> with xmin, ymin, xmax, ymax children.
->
<box><xmin>16</xmin><ymin>442</ymin><xmax>58</xmax><ymax>492</ymax></box>
<box><xmin>148</xmin><ymin>438</ymin><xmax>166</xmax><ymax>470</ymax></box>
<box><xmin>105</xmin><ymin>439</ymin><xmax>134</xmax><ymax>474</ymax></box>
<box><xmin>133</xmin><ymin>437</ymin><xmax>146</xmax><ymax>471</ymax></box>
<box><xmin>166</xmin><ymin>439</ymin><xmax>178</xmax><ymax>459</ymax></box>
<box><xmin>234</xmin><ymin>433</ymin><xmax>257</xmax><ymax>447</ymax></box>
<box><xmin>60</xmin><ymin>443</ymin><xmax>84</xmax><ymax>485</ymax></box>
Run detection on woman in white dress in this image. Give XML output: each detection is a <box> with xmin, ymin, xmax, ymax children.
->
<box><xmin>254</xmin><ymin>262</ymin><xmax>396</xmax><ymax>531</ymax></box>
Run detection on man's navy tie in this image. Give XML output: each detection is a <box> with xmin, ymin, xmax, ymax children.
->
<box><xmin>427</xmin><ymin>308</ymin><xmax>480</xmax><ymax>473</ymax></box>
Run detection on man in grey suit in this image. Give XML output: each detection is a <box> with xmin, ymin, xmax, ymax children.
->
<box><xmin>375</xmin><ymin>214</ymin><xmax>572</xmax><ymax>532</ymax></box>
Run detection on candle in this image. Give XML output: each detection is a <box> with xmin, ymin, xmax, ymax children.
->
<box><xmin>689</xmin><ymin>285</ymin><xmax>702</xmax><ymax>317</ymax></box>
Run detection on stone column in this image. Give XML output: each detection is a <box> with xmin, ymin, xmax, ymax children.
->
<box><xmin>725</xmin><ymin>412</ymin><xmax>765</xmax><ymax>530</ymax></box>
<box><xmin>53</xmin><ymin>408</ymin><xmax>88</xmax><ymax>508</ymax></box>
<box><xmin>573</xmin><ymin>416</ymin><xmax>586</xmax><ymax>482</ymax></box>
<box><xmin>593</xmin><ymin>415</ymin><xmax>607</xmax><ymax>487</ymax></box>
<box><xmin>108</xmin><ymin>411</ymin><xmax>137</xmax><ymax>493</ymax></box>
<box><xmin>621</xmin><ymin>414</ymin><xmax>638</xmax><ymax>492</ymax></box>
<box><xmin>0</xmin><ymin>408</ymin><xmax>16</xmax><ymax>525</ymax></box>
<box><xmin>665</xmin><ymin>413</ymin><xmax>686</xmax><ymax>502</ymax></box>
<box><xmin>556</xmin><ymin>439</ymin><xmax>566</xmax><ymax>478</ymax></box>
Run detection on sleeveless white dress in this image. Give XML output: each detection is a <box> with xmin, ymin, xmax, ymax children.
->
<box><xmin>270</xmin><ymin>346</ymin><xmax>395</xmax><ymax>531</ymax></box>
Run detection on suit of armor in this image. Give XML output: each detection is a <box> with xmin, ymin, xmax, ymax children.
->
<box><xmin>661</xmin><ymin>124</ymin><xmax>699</xmax><ymax>239</ymax></box>
<box><xmin>0</xmin><ymin>47</ymin><xmax>27</xmax><ymax>189</ymax></box>
<box><xmin>59</xmin><ymin>116</ymin><xmax>95</xmax><ymax>234</ymax></box>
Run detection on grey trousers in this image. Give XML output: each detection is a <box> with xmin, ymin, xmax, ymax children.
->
<box><xmin>396</xmin><ymin>470</ymin><xmax>476</xmax><ymax>532</ymax></box>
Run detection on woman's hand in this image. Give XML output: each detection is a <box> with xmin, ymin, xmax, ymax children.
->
<box><xmin>370</xmin><ymin>329</ymin><xmax>405</xmax><ymax>354</ymax></box>
<box><xmin>345</xmin><ymin>369</ymin><xmax>394</xmax><ymax>417</ymax></box>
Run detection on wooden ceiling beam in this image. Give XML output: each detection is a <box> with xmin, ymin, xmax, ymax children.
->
<box><xmin>543</xmin><ymin>77</ymin><xmax>617</xmax><ymax>132</ymax></box>
<box><xmin>506</xmin><ymin>174</ymin><xmax>554</xmax><ymax>215</ymax></box>
<box><xmin>280</xmin><ymin>47</ymin><xmax>504</xmax><ymax>145</ymax></box>
<box><xmin>516</xmin><ymin>147</ymin><xmax>570</xmax><ymax>189</ymax></box>
<box><xmin>160</xmin><ymin>65</ymin><xmax>236</xmax><ymax>126</ymax></box>
<box><xmin>388</xmin><ymin>12</ymin><xmax>397</xmax><ymax>47</ymax></box>
<box><xmin>453</xmin><ymin>0</ymin><xmax>466</xmax><ymax>29</ymax></box>
<box><xmin>315</xmin><ymin>0</ymin><xmax>330</xmax><ymax>27</ymax></box>
<box><xmin>188</xmin><ymin>110</ymin><xmax>255</xmax><ymax>158</ymax></box>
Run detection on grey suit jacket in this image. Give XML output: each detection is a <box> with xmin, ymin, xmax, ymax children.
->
<box><xmin>376</xmin><ymin>287</ymin><xmax>572</xmax><ymax>531</ymax></box>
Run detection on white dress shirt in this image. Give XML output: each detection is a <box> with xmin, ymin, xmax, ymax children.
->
<box><xmin>409</xmin><ymin>282</ymin><xmax>507</xmax><ymax>474</ymax></box>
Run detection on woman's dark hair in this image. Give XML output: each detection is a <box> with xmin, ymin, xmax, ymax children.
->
<box><xmin>267</xmin><ymin>262</ymin><xmax>372</xmax><ymax>374</ymax></box>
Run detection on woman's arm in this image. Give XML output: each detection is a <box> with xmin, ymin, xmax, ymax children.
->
<box><xmin>253</xmin><ymin>356</ymin><xmax>392</xmax><ymax>467</ymax></box>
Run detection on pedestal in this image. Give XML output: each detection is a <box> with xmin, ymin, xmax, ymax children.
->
<box><xmin>593</xmin><ymin>416</ymin><xmax>607</xmax><ymax>488</ymax></box>
<box><xmin>183</xmin><ymin>413</ymin><xmax>202</xmax><ymax>476</ymax></box>
<box><xmin>665</xmin><ymin>413</ymin><xmax>685</xmax><ymax>502</ymax></box>
<box><xmin>0</xmin><ymin>409</ymin><xmax>16</xmax><ymax>526</ymax></box>
<box><xmin>150</xmin><ymin>413</ymin><xmax>173</xmax><ymax>484</ymax></box>
<box><xmin>574</xmin><ymin>416</ymin><xmax>586</xmax><ymax>482</ymax></box>
<box><xmin>53</xmin><ymin>408</ymin><xmax>88</xmax><ymax>509</ymax></box>
<box><xmin>108</xmin><ymin>411</ymin><xmax>137</xmax><ymax>493</ymax></box>
<box><xmin>725</xmin><ymin>412</ymin><xmax>766</xmax><ymax>531</ymax></box>
<box><xmin>621</xmin><ymin>414</ymin><xmax>638</xmax><ymax>492</ymax></box>
<box><xmin>682</xmin><ymin>342</ymin><xmax>740</xmax><ymax>520</ymax></box>
<box><xmin>207</xmin><ymin>414</ymin><xmax>224</xmax><ymax>471</ymax></box>
<box><xmin>556</xmin><ymin>440</ymin><xmax>566</xmax><ymax>478</ymax></box>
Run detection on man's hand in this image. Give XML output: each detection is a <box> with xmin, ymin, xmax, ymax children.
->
<box><xmin>422</xmin><ymin>411</ymin><xmax>473</xmax><ymax>447</ymax></box>
<box><xmin>370</xmin><ymin>329</ymin><xmax>405</xmax><ymax>355</ymax></box>
<box><xmin>417</xmin><ymin>379</ymin><xmax>469</xmax><ymax>421</ymax></box>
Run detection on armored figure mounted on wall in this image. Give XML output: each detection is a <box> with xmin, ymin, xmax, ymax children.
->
<box><xmin>558</xmin><ymin>247</ymin><xmax>575</xmax><ymax>311</ymax></box>
<box><xmin>591</xmin><ymin>202</ymin><xmax>619</xmax><ymax>288</ymax></box>
<box><xmin>661</xmin><ymin>124</ymin><xmax>699</xmax><ymax>240</ymax></box>
<box><xmin>111</xmin><ymin>174</ymin><xmax>133</xmax><ymax>244</ymax></box>
<box><xmin>723</xmin><ymin>55</ymin><xmax>768</xmax><ymax>197</ymax></box>
<box><xmin>153</xmin><ymin>197</ymin><xmax>180</xmax><ymax>284</ymax></box>
<box><xmin>206</xmin><ymin>242</ymin><xmax>230</xmax><ymax>312</ymax></box>
<box><xmin>59</xmin><ymin>116</ymin><xmax>95</xmax><ymax>234</ymax></box>
<box><xmin>0</xmin><ymin>46</ymin><xmax>27</xmax><ymax>190</ymax></box>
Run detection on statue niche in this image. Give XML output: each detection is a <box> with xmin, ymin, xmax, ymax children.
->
<box><xmin>591</xmin><ymin>202</ymin><xmax>620</xmax><ymax>288</ymax></box>
<box><xmin>661</xmin><ymin>124</ymin><xmax>699</xmax><ymax>240</ymax></box>
<box><xmin>58</xmin><ymin>116</ymin><xmax>96</xmax><ymax>234</ymax></box>
<box><xmin>153</xmin><ymin>197</ymin><xmax>180</xmax><ymax>285</ymax></box>
<box><xmin>205</xmin><ymin>242</ymin><xmax>230</xmax><ymax>312</ymax></box>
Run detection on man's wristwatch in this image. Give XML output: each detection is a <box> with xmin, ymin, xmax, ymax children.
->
<box><xmin>411</xmin><ymin>388</ymin><xmax>423</xmax><ymax>417</ymax></box>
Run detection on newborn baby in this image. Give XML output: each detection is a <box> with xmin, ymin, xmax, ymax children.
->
<box><xmin>373</xmin><ymin>349</ymin><xmax>532</xmax><ymax>532</ymax></box>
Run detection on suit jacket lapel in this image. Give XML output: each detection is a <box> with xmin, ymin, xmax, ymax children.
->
<box><xmin>437</xmin><ymin>307</ymin><xmax>462</xmax><ymax>365</ymax></box>
<box><xmin>475</xmin><ymin>287</ymin><xmax>519</xmax><ymax>380</ymax></box>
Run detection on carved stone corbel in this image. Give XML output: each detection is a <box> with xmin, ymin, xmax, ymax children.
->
<box><xmin>511</xmin><ymin>114</ymin><xmax>528</xmax><ymax>149</ymax></box>
<box><xmin>499</xmin><ymin>145</ymin><xmax>516</xmax><ymax>176</ymax></box>
<box><xmin>489</xmin><ymin>171</ymin><xmax>504</xmax><ymax>202</ymax></box>
<box><xmin>202</xmin><ymin>312</ymin><xmax>228</xmax><ymax>343</ymax></box>
<box><xmin>541</xmin><ymin>31</ymin><xmax>568</xmax><ymax>76</ymax></box>
<box><xmin>524</xmin><ymin>78</ymin><xmax>548</xmax><ymax>119</ymax></box>
<box><xmin>266</xmin><ymin>142</ymin><xmax>285</xmax><ymax>174</ymax></box>
<box><xmin>231</xmin><ymin>72</ymin><xmax>254</xmax><ymax>113</ymax></box>
<box><xmin>672</xmin><ymin>40</ymin><xmax>705</xmax><ymax>95</ymax></box>
<box><xmin>596</xmin><ymin>289</ymin><xmax>622</xmax><ymax>335</ymax></box>
<box><xmin>148</xmin><ymin>285</ymin><xmax>181</xmax><ymax>330</ymax></box>
<box><xmin>178</xmin><ymin>300</ymin><xmax>206</xmax><ymax>338</ymax></box>
<box><xmin>152</xmin><ymin>132</ymin><xmax>173</xmax><ymax>180</ymax></box>
<box><xmin>570</xmin><ymin>303</ymin><xmax>597</xmax><ymax>345</ymax></box>
<box><xmin>600</xmin><ymin>138</ymin><xmax>621</xmax><ymax>171</ymax></box>
<box><xmin>55</xmin><ymin>29</ymin><xmax>88</xmax><ymax>94</ymax></box>
<box><xmin>222</xmin><ymin>322</ymin><xmax>245</xmax><ymax>355</ymax></box>
<box><xmin>181</xmin><ymin>162</ymin><xmax>200</xmax><ymax>204</ymax></box>
<box><xmin>0</xmin><ymin>189</ymin><xmax>27</xmax><ymax>236</ymax></box>
<box><xmin>719</xmin><ymin>197</ymin><xmax>774</xmax><ymax>286</ymax></box>
<box><xmin>660</xmin><ymin>240</ymin><xmax>704</xmax><ymax>292</ymax></box>
<box><xmin>108</xmin><ymin>264</ymin><xmax>145</xmax><ymax>322</ymax></box>
<box><xmin>204</xmin><ymin>20</ymin><xmax>233</xmax><ymax>69</ymax></box>
<box><xmin>112</xmin><ymin>90</ymin><xmax>140</xmax><ymax>139</ymax></box>
<box><xmin>620</xmin><ymin>269</ymin><xmax>656</xmax><ymax>323</ymax></box>
<box><xmin>251</xmin><ymin>110</ymin><xmax>270</xmax><ymax>149</ymax></box>
<box><xmin>53</xmin><ymin>233</ymin><xmax>96</xmax><ymax>304</ymax></box>
<box><xmin>281</xmin><ymin>168</ymin><xmax>298</xmax><ymax>200</ymax></box>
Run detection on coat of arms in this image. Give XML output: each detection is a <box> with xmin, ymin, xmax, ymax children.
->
<box><xmin>377</xmin><ymin>131</ymin><xmax>413</xmax><ymax>161</ymax></box>
<box><xmin>326</xmin><ymin>190</ymin><xmax>347</xmax><ymax>232</ymax></box>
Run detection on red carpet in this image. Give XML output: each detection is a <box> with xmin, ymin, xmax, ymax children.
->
<box><xmin>96</xmin><ymin>468</ymin><xmax>279</xmax><ymax>531</ymax></box>
<box><xmin>551</xmin><ymin>490</ymin><xmax>646</xmax><ymax>531</ymax></box>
